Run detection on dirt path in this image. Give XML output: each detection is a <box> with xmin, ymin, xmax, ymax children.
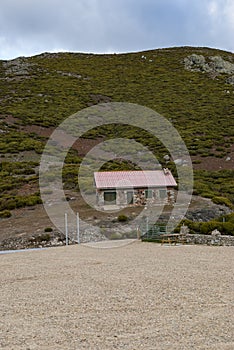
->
<box><xmin>0</xmin><ymin>243</ymin><xmax>233</xmax><ymax>349</ymax></box>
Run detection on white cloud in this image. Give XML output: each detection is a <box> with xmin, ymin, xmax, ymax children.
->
<box><xmin>208</xmin><ymin>1</ymin><xmax>219</xmax><ymax>17</ymax></box>
<box><xmin>206</xmin><ymin>0</ymin><xmax>234</xmax><ymax>51</ymax></box>
<box><xmin>223</xmin><ymin>0</ymin><xmax>234</xmax><ymax>30</ymax></box>
<box><xmin>0</xmin><ymin>0</ymin><xmax>233</xmax><ymax>59</ymax></box>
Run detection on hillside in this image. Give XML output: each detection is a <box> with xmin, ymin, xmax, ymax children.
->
<box><xmin>0</xmin><ymin>46</ymin><xmax>233</xmax><ymax>240</ymax></box>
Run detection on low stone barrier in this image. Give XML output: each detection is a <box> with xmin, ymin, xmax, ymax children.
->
<box><xmin>185</xmin><ymin>234</ymin><xmax>234</xmax><ymax>246</ymax></box>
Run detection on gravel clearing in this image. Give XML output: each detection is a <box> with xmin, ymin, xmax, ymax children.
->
<box><xmin>0</xmin><ymin>242</ymin><xmax>233</xmax><ymax>349</ymax></box>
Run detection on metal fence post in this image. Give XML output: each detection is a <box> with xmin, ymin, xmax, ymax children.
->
<box><xmin>65</xmin><ymin>213</ymin><xmax>68</xmax><ymax>246</ymax></box>
<box><xmin>77</xmin><ymin>212</ymin><xmax>80</xmax><ymax>244</ymax></box>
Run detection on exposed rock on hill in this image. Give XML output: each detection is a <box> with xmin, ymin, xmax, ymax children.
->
<box><xmin>2</xmin><ymin>57</ymin><xmax>34</xmax><ymax>80</ymax></box>
<box><xmin>184</xmin><ymin>54</ymin><xmax>234</xmax><ymax>83</ymax></box>
<box><xmin>226</xmin><ymin>75</ymin><xmax>234</xmax><ymax>85</ymax></box>
<box><xmin>185</xmin><ymin>205</ymin><xmax>231</xmax><ymax>222</ymax></box>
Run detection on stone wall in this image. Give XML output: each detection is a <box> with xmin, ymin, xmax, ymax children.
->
<box><xmin>97</xmin><ymin>187</ymin><xmax>175</xmax><ymax>207</ymax></box>
<box><xmin>185</xmin><ymin>234</ymin><xmax>234</xmax><ymax>246</ymax></box>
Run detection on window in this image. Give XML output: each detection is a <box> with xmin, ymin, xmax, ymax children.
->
<box><xmin>104</xmin><ymin>191</ymin><xmax>116</xmax><ymax>204</ymax></box>
<box><xmin>159</xmin><ymin>189</ymin><xmax>167</xmax><ymax>199</ymax></box>
<box><xmin>127</xmin><ymin>191</ymin><xmax>134</xmax><ymax>204</ymax></box>
<box><xmin>145</xmin><ymin>189</ymin><xmax>153</xmax><ymax>199</ymax></box>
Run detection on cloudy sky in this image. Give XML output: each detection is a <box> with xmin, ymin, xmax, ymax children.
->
<box><xmin>0</xmin><ymin>0</ymin><xmax>233</xmax><ymax>60</ymax></box>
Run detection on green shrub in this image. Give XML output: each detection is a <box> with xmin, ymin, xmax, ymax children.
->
<box><xmin>199</xmin><ymin>221</ymin><xmax>222</xmax><ymax>235</ymax></box>
<box><xmin>37</xmin><ymin>233</ymin><xmax>51</xmax><ymax>242</ymax></box>
<box><xmin>44</xmin><ymin>227</ymin><xmax>53</xmax><ymax>232</ymax></box>
<box><xmin>123</xmin><ymin>231</ymin><xmax>137</xmax><ymax>239</ymax></box>
<box><xmin>24</xmin><ymin>195</ymin><xmax>42</xmax><ymax>206</ymax></box>
<box><xmin>221</xmin><ymin>222</ymin><xmax>234</xmax><ymax>235</ymax></box>
<box><xmin>218</xmin><ymin>213</ymin><xmax>234</xmax><ymax>223</ymax></box>
<box><xmin>117</xmin><ymin>214</ymin><xmax>128</xmax><ymax>222</ymax></box>
<box><xmin>177</xmin><ymin>218</ymin><xmax>234</xmax><ymax>236</ymax></box>
<box><xmin>0</xmin><ymin>194</ymin><xmax>42</xmax><ymax>211</ymax></box>
<box><xmin>212</xmin><ymin>196</ymin><xmax>233</xmax><ymax>209</ymax></box>
<box><xmin>110</xmin><ymin>232</ymin><xmax>123</xmax><ymax>240</ymax></box>
<box><xmin>0</xmin><ymin>210</ymin><xmax>12</xmax><ymax>218</ymax></box>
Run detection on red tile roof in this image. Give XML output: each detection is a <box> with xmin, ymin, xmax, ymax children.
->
<box><xmin>94</xmin><ymin>170</ymin><xmax>177</xmax><ymax>189</ymax></box>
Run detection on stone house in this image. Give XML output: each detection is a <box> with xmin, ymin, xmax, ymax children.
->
<box><xmin>94</xmin><ymin>169</ymin><xmax>177</xmax><ymax>207</ymax></box>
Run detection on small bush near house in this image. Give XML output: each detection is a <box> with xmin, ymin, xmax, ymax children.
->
<box><xmin>110</xmin><ymin>232</ymin><xmax>123</xmax><ymax>240</ymax></box>
<box><xmin>37</xmin><ymin>233</ymin><xmax>51</xmax><ymax>242</ymax></box>
<box><xmin>117</xmin><ymin>214</ymin><xmax>128</xmax><ymax>222</ymax></box>
<box><xmin>123</xmin><ymin>231</ymin><xmax>137</xmax><ymax>239</ymax></box>
<box><xmin>44</xmin><ymin>227</ymin><xmax>53</xmax><ymax>232</ymax></box>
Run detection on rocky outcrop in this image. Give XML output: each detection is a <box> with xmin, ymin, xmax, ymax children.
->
<box><xmin>185</xmin><ymin>205</ymin><xmax>231</xmax><ymax>222</ymax></box>
<box><xmin>2</xmin><ymin>58</ymin><xmax>34</xmax><ymax>80</ymax></box>
<box><xmin>184</xmin><ymin>54</ymin><xmax>234</xmax><ymax>84</ymax></box>
<box><xmin>226</xmin><ymin>75</ymin><xmax>234</xmax><ymax>85</ymax></box>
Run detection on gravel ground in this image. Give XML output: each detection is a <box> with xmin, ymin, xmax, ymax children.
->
<box><xmin>0</xmin><ymin>242</ymin><xmax>233</xmax><ymax>350</ymax></box>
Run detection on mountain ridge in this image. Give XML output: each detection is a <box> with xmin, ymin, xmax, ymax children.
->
<box><xmin>0</xmin><ymin>46</ymin><xmax>233</xmax><ymax>238</ymax></box>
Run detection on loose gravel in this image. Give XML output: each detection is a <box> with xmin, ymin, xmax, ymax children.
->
<box><xmin>0</xmin><ymin>242</ymin><xmax>233</xmax><ymax>349</ymax></box>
